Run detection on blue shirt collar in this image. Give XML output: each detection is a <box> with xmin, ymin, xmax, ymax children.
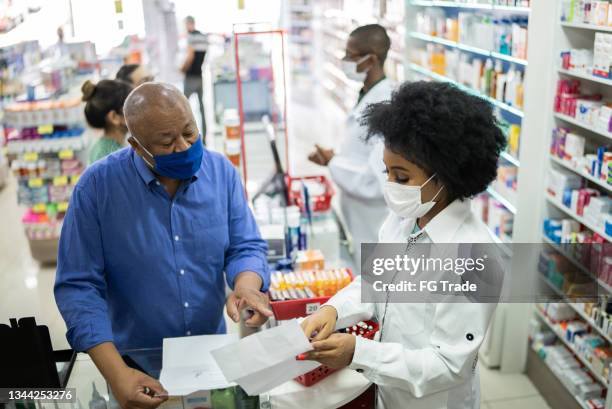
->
<box><xmin>131</xmin><ymin>148</ymin><xmax>206</xmax><ymax>187</ymax></box>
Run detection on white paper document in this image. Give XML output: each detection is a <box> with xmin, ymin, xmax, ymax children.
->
<box><xmin>211</xmin><ymin>320</ymin><xmax>319</xmax><ymax>395</ymax></box>
<box><xmin>160</xmin><ymin>333</ymin><xmax>239</xmax><ymax>396</ymax></box>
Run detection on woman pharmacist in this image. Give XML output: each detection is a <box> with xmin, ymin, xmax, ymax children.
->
<box><xmin>302</xmin><ymin>81</ymin><xmax>506</xmax><ymax>409</ymax></box>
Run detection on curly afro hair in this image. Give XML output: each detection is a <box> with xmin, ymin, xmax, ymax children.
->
<box><xmin>362</xmin><ymin>81</ymin><xmax>506</xmax><ymax>201</ymax></box>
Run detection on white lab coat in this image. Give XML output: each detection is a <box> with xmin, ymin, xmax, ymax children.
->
<box><xmin>328</xmin><ymin>78</ymin><xmax>394</xmax><ymax>266</ymax></box>
<box><xmin>325</xmin><ymin>199</ymin><xmax>498</xmax><ymax>409</ymax></box>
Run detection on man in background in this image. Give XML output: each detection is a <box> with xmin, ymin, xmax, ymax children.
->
<box><xmin>308</xmin><ymin>24</ymin><xmax>393</xmax><ymax>267</ymax></box>
<box><xmin>181</xmin><ymin>15</ymin><xmax>208</xmax><ymax>139</ymax></box>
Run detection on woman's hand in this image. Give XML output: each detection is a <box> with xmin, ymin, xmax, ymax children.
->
<box><xmin>300</xmin><ymin>305</ymin><xmax>338</xmax><ymax>341</ymax></box>
<box><xmin>304</xmin><ymin>333</ymin><xmax>356</xmax><ymax>369</ymax></box>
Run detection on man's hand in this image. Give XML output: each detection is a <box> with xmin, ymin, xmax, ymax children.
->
<box><xmin>304</xmin><ymin>333</ymin><xmax>356</xmax><ymax>369</ymax></box>
<box><xmin>109</xmin><ymin>366</ymin><xmax>168</xmax><ymax>409</ymax></box>
<box><xmin>226</xmin><ymin>271</ymin><xmax>273</xmax><ymax>327</ymax></box>
<box><xmin>307</xmin><ymin>144</ymin><xmax>334</xmax><ymax>166</ymax></box>
<box><xmin>300</xmin><ymin>305</ymin><xmax>338</xmax><ymax>341</ymax></box>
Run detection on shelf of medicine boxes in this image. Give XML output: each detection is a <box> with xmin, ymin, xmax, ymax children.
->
<box><xmin>541</xmin><ymin>234</ymin><xmax>612</xmax><ymax>295</ymax></box>
<box><xmin>559</xmin><ymin>68</ymin><xmax>612</xmax><ymax>88</ymax></box>
<box><xmin>545</xmin><ymin>192</ymin><xmax>612</xmax><ymax>242</ymax></box>
<box><xmin>408</xmin><ymin>31</ymin><xmax>529</xmax><ymax>67</ymax></box>
<box><xmin>554</xmin><ymin>113</ymin><xmax>612</xmax><ymax>141</ymax></box>
<box><xmin>6</xmin><ymin>133</ymin><xmax>88</xmax><ymax>155</ymax></box>
<box><xmin>529</xmin><ymin>345</ymin><xmax>591</xmax><ymax>409</ymax></box>
<box><xmin>409</xmin><ymin>1</ymin><xmax>531</xmax><ymax>13</ymax></box>
<box><xmin>549</xmin><ymin>155</ymin><xmax>612</xmax><ymax>194</ymax></box>
<box><xmin>407</xmin><ymin>63</ymin><xmax>525</xmax><ymax>118</ymax></box>
<box><xmin>534</xmin><ymin>305</ymin><xmax>609</xmax><ymax>386</ymax></box>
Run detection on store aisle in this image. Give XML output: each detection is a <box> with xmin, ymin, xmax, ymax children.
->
<box><xmin>480</xmin><ymin>366</ymin><xmax>550</xmax><ymax>409</ymax></box>
<box><xmin>0</xmin><ymin>176</ymin><xmax>69</xmax><ymax>350</ymax></box>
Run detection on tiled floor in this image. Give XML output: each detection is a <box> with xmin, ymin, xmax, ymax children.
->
<box><xmin>0</xmin><ymin>95</ymin><xmax>550</xmax><ymax>408</ymax></box>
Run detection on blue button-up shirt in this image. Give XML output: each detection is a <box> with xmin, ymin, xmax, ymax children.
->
<box><xmin>54</xmin><ymin>147</ymin><xmax>269</xmax><ymax>352</ymax></box>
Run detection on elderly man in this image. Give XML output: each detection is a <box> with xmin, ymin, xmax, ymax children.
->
<box><xmin>55</xmin><ymin>83</ymin><xmax>270</xmax><ymax>408</ymax></box>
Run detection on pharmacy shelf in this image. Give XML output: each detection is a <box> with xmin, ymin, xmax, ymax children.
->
<box><xmin>542</xmin><ymin>234</ymin><xmax>612</xmax><ymax>295</ymax></box>
<box><xmin>554</xmin><ymin>113</ymin><xmax>612</xmax><ymax>141</ymax></box>
<box><xmin>500</xmin><ymin>151</ymin><xmax>521</xmax><ymax>167</ymax></box>
<box><xmin>408</xmin><ymin>63</ymin><xmax>525</xmax><ymax>118</ymax></box>
<box><xmin>558</xmin><ymin>68</ymin><xmax>612</xmax><ymax>87</ymax></box>
<box><xmin>530</xmin><ymin>345</ymin><xmax>591</xmax><ymax>409</ymax></box>
<box><xmin>549</xmin><ymin>155</ymin><xmax>612</xmax><ymax>193</ymax></box>
<box><xmin>409</xmin><ymin>32</ymin><xmax>528</xmax><ymax>66</ymax></box>
<box><xmin>561</xmin><ymin>21</ymin><xmax>612</xmax><ymax>33</ymax></box>
<box><xmin>534</xmin><ymin>306</ymin><xmax>608</xmax><ymax>386</ymax></box>
<box><xmin>539</xmin><ymin>272</ymin><xmax>612</xmax><ymax>343</ymax></box>
<box><xmin>486</xmin><ymin>185</ymin><xmax>517</xmax><ymax>214</ymax></box>
<box><xmin>545</xmin><ymin>193</ymin><xmax>612</xmax><ymax>242</ymax></box>
<box><xmin>6</xmin><ymin>136</ymin><xmax>88</xmax><ymax>155</ymax></box>
<box><xmin>409</xmin><ymin>0</ymin><xmax>530</xmax><ymax>13</ymax></box>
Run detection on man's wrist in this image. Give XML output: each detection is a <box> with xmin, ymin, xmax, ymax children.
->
<box><xmin>234</xmin><ymin>271</ymin><xmax>264</xmax><ymax>291</ymax></box>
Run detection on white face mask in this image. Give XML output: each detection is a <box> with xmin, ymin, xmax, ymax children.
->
<box><xmin>383</xmin><ymin>173</ymin><xmax>444</xmax><ymax>219</ymax></box>
<box><xmin>341</xmin><ymin>55</ymin><xmax>371</xmax><ymax>82</ymax></box>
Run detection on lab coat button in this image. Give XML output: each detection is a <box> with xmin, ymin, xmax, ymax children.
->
<box><xmin>356</xmin><ymin>369</ymin><xmax>364</xmax><ymax>373</ymax></box>
<box><xmin>466</xmin><ymin>333</ymin><xmax>474</xmax><ymax>341</ymax></box>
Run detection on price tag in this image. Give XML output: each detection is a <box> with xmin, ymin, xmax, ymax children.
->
<box><xmin>305</xmin><ymin>302</ymin><xmax>321</xmax><ymax>315</ymax></box>
<box><xmin>37</xmin><ymin>124</ymin><xmax>54</xmax><ymax>134</ymax></box>
<box><xmin>58</xmin><ymin>149</ymin><xmax>74</xmax><ymax>160</ymax></box>
<box><xmin>53</xmin><ymin>176</ymin><xmax>68</xmax><ymax>186</ymax></box>
<box><xmin>23</xmin><ymin>152</ymin><xmax>39</xmax><ymax>162</ymax></box>
<box><xmin>32</xmin><ymin>203</ymin><xmax>47</xmax><ymax>213</ymax></box>
<box><xmin>70</xmin><ymin>174</ymin><xmax>81</xmax><ymax>185</ymax></box>
<box><xmin>28</xmin><ymin>178</ymin><xmax>44</xmax><ymax>188</ymax></box>
<box><xmin>57</xmin><ymin>202</ymin><xmax>69</xmax><ymax>212</ymax></box>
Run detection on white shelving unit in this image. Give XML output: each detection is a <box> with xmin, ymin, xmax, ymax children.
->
<box><xmin>531</xmin><ymin>5</ymin><xmax>612</xmax><ymax>406</ymax></box>
<box><xmin>409</xmin><ymin>0</ymin><xmax>530</xmax><ymax>13</ymax></box>
<box><xmin>409</xmin><ymin>31</ymin><xmax>528</xmax><ymax>66</ymax></box>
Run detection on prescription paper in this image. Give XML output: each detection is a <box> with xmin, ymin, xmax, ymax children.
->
<box><xmin>211</xmin><ymin>320</ymin><xmax>319</xmax><ymax>395</ymax></box>
<box><xmin>160</xmin><ymin>333</ymin><xmax>239</xmax><ymax>396</ymax></box>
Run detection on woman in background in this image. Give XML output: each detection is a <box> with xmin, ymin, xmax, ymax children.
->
<box><xmin>82</xmin><ymin>79</ymin><xmax>133</xmax><ymax>164</ymax></box>
<box><xmin>116</xmin><ymin>64</ymin><xmax>154</xmax><ymax>86</ymax></box>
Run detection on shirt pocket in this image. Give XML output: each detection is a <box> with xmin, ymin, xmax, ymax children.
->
<box><xmin>190</xmin><ymin>219</ymin><xmax>229</xmax><ymax>269</ymax></box>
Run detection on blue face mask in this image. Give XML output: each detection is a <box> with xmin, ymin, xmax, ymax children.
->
<box><xmin>135</xmin><ymin>135</ymin><xmax>203</xmax><ymax>180</ymax></box>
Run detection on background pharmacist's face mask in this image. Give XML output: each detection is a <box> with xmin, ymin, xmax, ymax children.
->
<box><xmin>341</xmin><ymin>54</ymin><xmax>371</xmax><ymax>82</ymax></box>
<box><xmin>383</xmin><ymin>173</ymin><xmax>444</xmax><ymax>219</ymax></box>
<box><xmin>134</xmin><ymin>135</ymin><xmax>203</xmax><ymax>180</ymax></box>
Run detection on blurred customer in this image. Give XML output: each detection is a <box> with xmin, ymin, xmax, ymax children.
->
<box><xmin>180</xmin><ymin>15</ymin><xmax>208</xmax><ymax>139</ymax></box>
<box><xmin>82</xmin><ymin>79</ymin><xmax>133</xmax><ymax>164</ymax></box>
<box><xmin>116</xmin><ymin>64</ymin><xmax>154</xmax><ymax>86</ymax></box>
<box><xmin>308</xmin><ymin>24</ymin><xmax>393</xmax><ymax>266</ymax></box>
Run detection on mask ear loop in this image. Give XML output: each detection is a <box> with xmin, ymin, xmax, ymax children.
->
<box><xmin>131</xmin><ymin>136</ymin><xmax>156</xmax><ymax>168</ymax></box>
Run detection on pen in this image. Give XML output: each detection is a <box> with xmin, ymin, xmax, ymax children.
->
<box><xmin>142</xmin><ymin>387</ymin><xmax>168</xmax><ymax>399</ymax></box>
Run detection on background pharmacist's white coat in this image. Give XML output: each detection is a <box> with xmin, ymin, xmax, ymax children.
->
<box><xmin>327</xmin><ymin>78</ymin><xmax>393</xmax><ymax>266</ymax></box>
<box><xmin>325</xmin><ymin>199</ymin><xmax>499</xmax><ymax>409</ymax></box>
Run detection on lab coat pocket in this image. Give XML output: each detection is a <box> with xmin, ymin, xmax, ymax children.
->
<box><xmin>190</xmin><ymin>219</ymin><xmax>229</xmax><ymax>267</ymax></box>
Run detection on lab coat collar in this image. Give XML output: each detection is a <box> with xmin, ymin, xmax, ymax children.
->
<box><xmin>353</xmin><ymin>77</ymin><xmax>392</xmax><ymax>113</ymax></box>
<box><xmin>422</xmin><ymin>199</ymin><xmax>471</xmax><ymax>243</ymax></box>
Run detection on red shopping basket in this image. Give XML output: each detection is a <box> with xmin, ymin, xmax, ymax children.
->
<box><xmin>286</xmin><ymin>175</ymin><xmax>334</xmax><ymax>213</ymax></box>
<box><xmin>269</xmin><ymin>269</ymin><xmax>354</xmax><ymax>320</ymax></box>
<box><xmin>295</xmin><ymin>320</ymin><xmax>379</xmax><ymax>387</ymax></box>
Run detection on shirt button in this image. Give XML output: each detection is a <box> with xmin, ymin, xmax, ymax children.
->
<box><xmin>184</xmin><ymin>302</ymin><xmax>189</xmax><ymax>308</ymax></box>
<box><xmin>174</xmin><ymin>235</ymin><xmax>180</xmax><ymax>241</ymax></box>
<box><xmin>186</xmin><ymin>331</ymin><xmax>191</xmax><ymax>336</ymax></box>
<box><xmin>180</xmin><ymin>269</ymin><xmax>185</xmax><ymax>275</ymax></box>
<box><xmin>156</xmin><ymin>181</ymin><xmax>160</xmax><ymax>186</ymax></box>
